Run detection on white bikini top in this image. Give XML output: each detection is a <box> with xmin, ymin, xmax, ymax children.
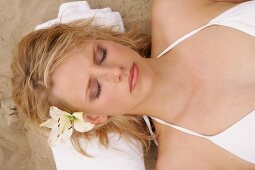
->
<box><xmin>144</xmin><ymin>0</ymin><xmax>255</xmax><ymax>164</ymax></box>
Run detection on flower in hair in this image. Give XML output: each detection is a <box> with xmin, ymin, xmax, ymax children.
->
<box><xmin>40</xmin><ymin>106</ymin><xmax>94</xmax><ymax>146</ymax></box>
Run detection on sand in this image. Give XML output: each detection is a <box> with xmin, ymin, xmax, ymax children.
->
<box><xmin>0</xmin><ymin>0</ymin><xmax>155</xmax><ymax>170</ymax></box>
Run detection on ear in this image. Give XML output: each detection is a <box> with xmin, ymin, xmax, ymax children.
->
<box><xmin>83</xmin><ymin>114</ymin><xmax>108</xmax><ymax>125</ymax></box>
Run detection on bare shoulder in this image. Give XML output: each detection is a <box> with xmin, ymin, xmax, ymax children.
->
<box><xmin>151</xmin><ymin>0</ymin><xmax>212</xmax><ymax>29</ymax></box>
<box><xmin>151</xmin><ymin>0</ymin><xmax>213</xmax><ymax>57</ymax></box>
<box><xmin>151</xmin><ymin>0</ymin><xmax>241</xmax><ymax>57</ymax></box>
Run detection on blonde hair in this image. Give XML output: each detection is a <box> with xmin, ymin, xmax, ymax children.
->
<box><xmin>11</xmin><ymin>20</ymin><xmax>151</xmax><ymax>155</ymax></box>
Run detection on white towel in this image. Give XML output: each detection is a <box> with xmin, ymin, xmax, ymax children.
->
<box><xmin>35</xmin><ymin>1</ymin><xmax>125</xmax><ymax>32</ymax></box>
<box><xmin>51</xmin><ymin>133</ymin><xmax>145</xmax><ymax>170</ymax></box>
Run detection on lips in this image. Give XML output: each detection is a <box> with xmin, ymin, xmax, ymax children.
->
<box><xmin>129</xmin><ymin>62</ymin><xmax>139</xmax><ymax>92</ymax></box>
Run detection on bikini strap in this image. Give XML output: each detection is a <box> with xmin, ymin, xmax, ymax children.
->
<box><xmin>156</xmin><ymin>23</ymin><xmax>211</xmax><ymax>58</ymax></box>
<box><xmin>151</xmin><ymin>116</ymin><xmax>209</xmax><ymax>139</ymax></box>
<box><xmin>143</xmin><ymin>116</ymin><xmax>158</xmax><ymax>146</ymax></box>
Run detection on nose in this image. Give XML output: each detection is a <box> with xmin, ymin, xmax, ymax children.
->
<box><xmin>94</xmin><ymin>65</ymin><xmax>128</xmax><ymax>82</ymax></box>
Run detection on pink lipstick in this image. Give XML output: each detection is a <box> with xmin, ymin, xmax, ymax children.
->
<box><xmin>129</xmin><ymin>62</ymin><xmax>139</xmax><ymax>92</ymax></box>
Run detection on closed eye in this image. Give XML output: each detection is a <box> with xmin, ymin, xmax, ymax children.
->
<box><xmin>99</xmin><ymin>48</ymin><xmax>107</xmax><ymax>64</ymax></box>
<box><xmin>95</xmin><ymin>80</ymin><xmax>101</xmax><ymax>99</ymax></box>
<box><xmin>95</xmin><ymin>48</ymin><xmax>107</xmax><ymax>99</ymax></box>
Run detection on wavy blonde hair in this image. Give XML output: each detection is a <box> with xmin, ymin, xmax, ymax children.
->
<box><xmin>11</xmin><ymin>20</ymin><xmax>151</xmax><ymax>156</ymax></box>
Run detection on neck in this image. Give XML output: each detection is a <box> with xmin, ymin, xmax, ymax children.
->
<box><xmin>132</xmin><ymin>54</ymin><xmax>196</xmax><ymax>123</ymax></box>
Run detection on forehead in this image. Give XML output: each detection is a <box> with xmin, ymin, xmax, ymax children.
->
<box><xmin>50</xmin><ymin>42</ymin><xmax>93</xmax><ymax>111</ymax></box>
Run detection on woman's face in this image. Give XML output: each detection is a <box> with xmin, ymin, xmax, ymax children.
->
<box><xmin>51</xmin><ymin>40</ymin><xmax>154</xmax><ymax>116</ymax></box>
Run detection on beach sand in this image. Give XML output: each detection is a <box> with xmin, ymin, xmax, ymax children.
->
<box><xmin>0</xmin><ymin>0</ymin><xmax>155</xmax><ymax>169</ymax></box>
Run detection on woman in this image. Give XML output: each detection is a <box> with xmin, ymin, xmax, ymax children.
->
<box><xmin>12</xmin><ymin>0</ymin><xmax>255</xmax><ymax>169</ymax></box>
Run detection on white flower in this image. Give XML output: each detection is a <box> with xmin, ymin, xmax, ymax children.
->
<box><xmin>40</xmin><ymin>106</ymin><xmax>94</xmax><ymax>146</ymax></box>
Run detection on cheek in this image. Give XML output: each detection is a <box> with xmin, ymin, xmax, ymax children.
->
<box><xmin>103</xmin><ymin>88</ymin><xmax>121</xmax><ymax>104</ymax></box>
<box><xmin>99</xmin><ymin>88</ymin><xmax>129</xmax><ymax>113</ymax></box>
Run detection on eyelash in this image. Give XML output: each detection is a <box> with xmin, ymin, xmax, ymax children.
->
<box><xmin>99</xmin><ymin>48</ymin><xmax>107</xmax><ymax>64</ymax></box>
<box><xmin>96</xmin><ymin>80</ymin><xmax>101</xmax><ymax>98</ymax></box>
<box><xmin>95</xmin><ymin>48</ymin><xmax>107</xmax><ymax>99</ymax></box>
